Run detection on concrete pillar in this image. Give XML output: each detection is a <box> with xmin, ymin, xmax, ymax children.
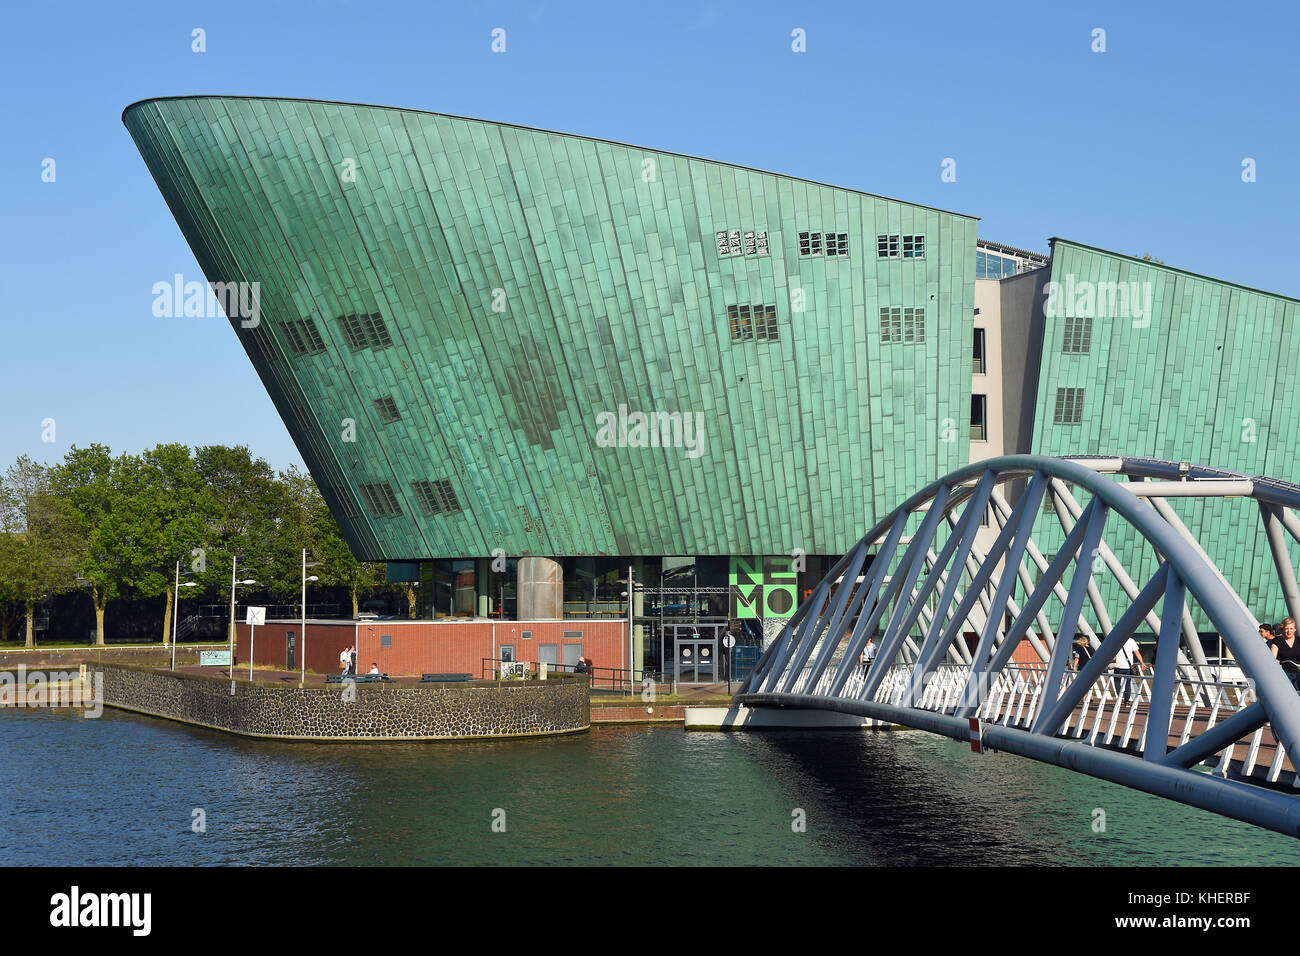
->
<box><xmin>631</xmin><ymin>558</ymin><xmax>646</xmax><ymax>676</ymax></box>
<box><xmin>518</xmin><ymin>557</ymin><xmax>563</xmax><ymax>620</ymax></box>
<box><xmin>476</xmin><ymin>558</ymin><xmax>491</xmax><ymax>617</ymax></box>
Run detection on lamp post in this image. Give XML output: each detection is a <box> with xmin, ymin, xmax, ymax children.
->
<box><xmin>171</xmin><ymin>560</ymin><xmax>199</xmax><ymax>671</ymax></box>
<box><xmin>300</xmin><ymin>547</ymin><xmax>320</xmax><ymax>686</ymax></box>
<box><xmin>227</xmin><ymin>555</ymin><xmax>257</xmax><ymax>679</ymax></box>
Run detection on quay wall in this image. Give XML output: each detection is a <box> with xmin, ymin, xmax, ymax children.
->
<box><xmin>97</xmin><ymin>665</ymin><xmax>589</xmax><ymax>741</ymax></box>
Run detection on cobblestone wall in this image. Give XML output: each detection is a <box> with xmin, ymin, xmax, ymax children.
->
<box><xmin>98</xmin><ymin>666</ymin><xmax>589</xmax><ymax>740</ymax></box>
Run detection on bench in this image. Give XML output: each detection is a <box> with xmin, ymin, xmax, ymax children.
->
<box><xmin>325</xmin><ymin>674</ymin><xmax>387</xmax><ymax>684</ymax></box>
<box><xmin>421</xmin><ymin>673</ymin><xmax>473</xmax><ymax>683</ymax></box>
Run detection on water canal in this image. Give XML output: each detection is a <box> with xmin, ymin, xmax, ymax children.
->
<box><xmin>4</xmin><ymin>707</ymin><xmax>1297</xmax><ymax>866</ymax></box>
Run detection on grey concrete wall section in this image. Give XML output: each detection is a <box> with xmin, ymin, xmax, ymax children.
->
<box><xmin>1000</xmin><ymin>268</ymin><xmax>1050</xmax><ymax>456</ymax></box>
<box><xmin>97</xmin><ymin>665</ymin><xmax>589</xmax><ymax>740</ymax></box>
<box><xmin>518</xmin><ymin>556</ymin><xmax>563</xmax><ymax>619</ymax></box>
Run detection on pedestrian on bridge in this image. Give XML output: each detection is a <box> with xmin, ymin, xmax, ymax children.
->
<box><xmin>1269</xmin><ymin>618</ymin><xmax>1300</xmax><ymax>691</ymax></box>
<box><xmin>1071</xmin><ymin>635</ymin><xmax>1092</xmax><ymax>671</ymax></box>
<box><xmin>861</xmin><ymin>638</ymin><xmax>877</xmax><ymax>674</ymax></box>
<box><xmin>1114</xmin><ymin>636</ymin><xmax>1147</xmax><ymax>704</ymax></box>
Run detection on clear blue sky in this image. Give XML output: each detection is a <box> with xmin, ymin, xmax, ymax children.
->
<box><xmin>3</xmin><ymin>0</ymin><xmax>1297</xmax><ymax>473</ymax></box>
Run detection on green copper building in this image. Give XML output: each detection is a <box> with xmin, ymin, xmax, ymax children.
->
<box><xmin>124</xmin><ymin>95</ymin><xmax>1297</xmax><ymax>660</ymax></box>
<box><xmin>123</xmin><ymin>95</ymin><xmax>979</xmax><ymax>659</ymax></box>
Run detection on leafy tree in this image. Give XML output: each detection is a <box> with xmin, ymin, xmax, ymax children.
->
<box><xmin>118</xmin><ymin>445</ymin><xmax>208</xmax><ymax>643</ymax></box>
<box><xmin>0</xmin><ymin>457</ymin><xmax>80</xmax><ymax>646</ymax></box>
<box><xmin>305</xmin><ymin>488</ymin><xmax>383</xmax><ymax>616</ymax></box>
<box><xmin>49</xmin><ymin>445</ymin><xmax>132</xmax><ymax>645</ymax></box>
<box><xmin>193</xmin><ymin>444</ymin><xmax>283</xmax><ymax>640</ymax></box>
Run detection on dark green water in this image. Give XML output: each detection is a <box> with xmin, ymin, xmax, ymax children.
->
<box><xmin>4</xmin><ymin>707</ymin><xmax>1298</xmax><ymax>865</ymax></box>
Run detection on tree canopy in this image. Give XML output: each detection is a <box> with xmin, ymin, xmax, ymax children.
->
<box><xmin>1</xmin><ymin>444</ymin><xmax>390</xmax><ymax>644</ymax></box>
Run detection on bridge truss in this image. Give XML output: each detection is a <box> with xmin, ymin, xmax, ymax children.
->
<box><xmin>736</xmin><ymin>455</ymin><xmax>1300</xmax><ymax>837</ymax></box>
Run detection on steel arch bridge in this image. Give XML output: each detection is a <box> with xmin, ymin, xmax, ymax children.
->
<box><xmin>735</xmin><ymin>455</ymin><xmax>1300</xmax><ymax>838</ymax></box>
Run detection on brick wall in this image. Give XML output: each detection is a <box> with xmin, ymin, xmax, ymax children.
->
<box><xmin>235</xmin><ymin>620</ymin><xmax>627</xmax><ymax>678</ymax></box>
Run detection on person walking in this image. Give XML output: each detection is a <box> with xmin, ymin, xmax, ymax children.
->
<box><xmin>1114</xmin><ymin>635</ymin><xmax>1147</xmax><ymax>704</ymax></box>
<box><xmin>1071</xmin><ymin>635</ymin><xmax>1092</xmax><ymax>671</ymax></box>
<box><xmin>1270</xmin><ymin>618</ymin><xmax>1300</xmax><ymax>691</ymax></box>
<box><xmin>860</xmin><ymin>638</ymin><xmax>877</xmax><ymax>674</ymax></box>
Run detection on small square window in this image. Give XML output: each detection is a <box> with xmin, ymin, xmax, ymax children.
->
<box><xmin>1063</xmin><ymin>316</ymin><xmax>1093</xmax><ymax>354</ymax></box>
<box><xmin>716</xmin><ymin>231</ymin><xmax>729</xmax><ymax>256</ymax></box>
<box><xmin>1054</xmin><ymin>387</ymin><xmax>1085</xmax><ymax>425</ymax></box>
<box><xmin>810</xmin><ymin>232</ymin><xmax>823</xmax><ymax>256</ymax></box>
<box><xmin>799</xmin><ymin>232</ymin><xmax>811</xmax><ymax>256</ymax></box>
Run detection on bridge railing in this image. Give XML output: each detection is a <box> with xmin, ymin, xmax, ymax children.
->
<box><xmin>791</xmin><ymin>657</ymin><xmax>1290</xmax><ymax>787</ymax></box>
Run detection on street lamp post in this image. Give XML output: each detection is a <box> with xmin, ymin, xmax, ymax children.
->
<box><xmin>171</xmin><ymin>560</ymin><xmax>198</xmax><ymax>671</ymax></box>
<box><xmin>300</xmin><ymin>547</ymin><xmax>320</xmax><ymax>687</ymax></box>
<box><xmin>227</xmin><ymin>556</ymin><xmax>257</xmax><ymax>679</ymax></box>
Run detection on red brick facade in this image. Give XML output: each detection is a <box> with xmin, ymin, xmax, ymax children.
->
<box><xmin>236</xmin><ymin>619</ymin><xmax>627</xmax><ymax>677</ymax></box>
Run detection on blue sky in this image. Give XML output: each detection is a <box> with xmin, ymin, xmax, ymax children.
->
<box><xmin>3</xmin><ymin>0</ymin><xmax>1297</xmax><ymax>472</ymax></box>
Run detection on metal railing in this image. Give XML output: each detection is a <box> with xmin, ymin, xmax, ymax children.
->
<box><xmin>198</xmin><ymin>603</ymin><xmax>341</xmax><ymax>619</ymax></box>
<box><xmin>790</xmin><ymin>658</ymin><xmax>1293</xmax><ymax>787</ymax></box>
<box><xmin>480</xmin><ymin>658</ymin><xmax>646</xmax><ymax>695</ymax></box>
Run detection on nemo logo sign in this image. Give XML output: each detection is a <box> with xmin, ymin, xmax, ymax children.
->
<box><xmin>730</xmin><ymin>556</ymin><xmax>798</xmax><ymax>619</ymax></box>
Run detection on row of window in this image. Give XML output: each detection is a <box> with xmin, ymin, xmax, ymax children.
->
<box><xmin>712</xmin><ymin>231</ymin><xmax>928</xmax><ymax>260</ymax></box>
<box><xmin>728</xmin><ymin>304</ymin><xmax>779</xmax><ymax>342</ymax></box>
<box><xmin>280</xmin><ymin>313</ymin><xmax>393</xmax><ymax>357</ymax></box>
<box><xmin>716</xmin><ymin>230</ymin><xmax>770</xmax><ymax>257</ymax></box>
<box><xmin>799</xmin><ymin>232</ymin><xmax>849</xmax><ymax>257</ymax></box>
<box><xmin>975</xmin><ymin>250</ymin><xmax>1020</xmax><ymax>279</ymax></box>
<box><xmin>879</xmin><ymin>307</ymin><xmax>926</xmax><ymax>344</ymax></box>
<box><xmin>878</xmin><ymin>234</ymin><xmax>925</xmax><ymax>259</ymax></box>
<box><xmin>359</xmin><ymin>479</ymin><xmax>463</xmax><ymax>519</ymax></box>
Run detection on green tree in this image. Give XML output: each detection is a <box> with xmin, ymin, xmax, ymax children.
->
<box><xmin>305</xmin><ymin>488</ymin><xmax>383</xmax><ymax>616</ymax></box>
<box><xmin>193</xmin><ymin>445</ymin><xmax>282</xmax><ymax>640</ymax></box>
<box><xmin>49</xmin><ymin>444</ymin><xmax>133</xmax><ymax>645</ymax></box>
<box><xmin>0</xmin><ymin>457</ymin><xmax>80</xmax><ymax>646</ymax></box>
<box><xmin>118</xmin><ymin>445</ymin><xmax>208</xmax><ymax>643</ymax></box>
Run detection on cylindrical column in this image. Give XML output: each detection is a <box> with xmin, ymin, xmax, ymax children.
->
<box><xmin>476</xmin><ymin>558</ymin><xmax>491</xmax><ymax>617</ymax></box>
<box><xmin>518</xmin><ymin>557</ymin><xmax>563</xmax><ymax>620</ymax></box>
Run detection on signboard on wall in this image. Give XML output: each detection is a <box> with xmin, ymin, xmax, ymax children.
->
<box><xmin>729</xmin><ymin>556</ymin><xmax>798</xmax><ymax>619</ymax></box>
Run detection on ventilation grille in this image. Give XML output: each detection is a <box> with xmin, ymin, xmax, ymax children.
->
<box><xmin>359</xmin><ymin>482</ymin><xmax>403</xmax><ymax>518</ymax></box>
<box><xmin>338</xmin><ymin>312</ymin><xmax>393</xmax><ymax>351</ymax></box>
<box><xmin>412</xmin><ymin>478</ymin><xmax>462</xmax><ymax>516</ymax></box>
<box><xmin>283</xmin><ymin>318</ymin><xmax>326</xmax><ymax>356</ymax></box>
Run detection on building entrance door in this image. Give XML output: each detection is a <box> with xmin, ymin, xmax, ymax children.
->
<box><xmin>668</xmin><ymin>624</ymin><xmax>724</xmax><ymax>685</ymax></box>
